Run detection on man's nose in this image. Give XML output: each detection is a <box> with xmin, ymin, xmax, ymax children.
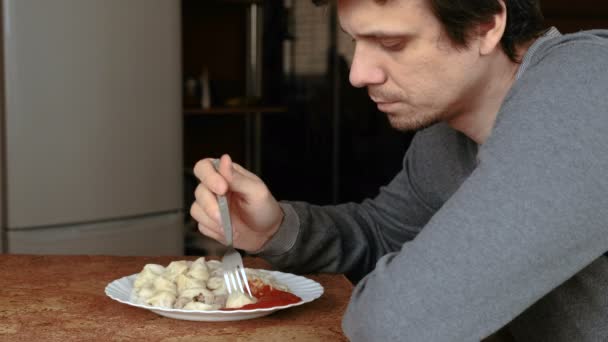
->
<box><xmin>349</xmin><ymin>45</ymin><xmax>386</xmax><ymax>88</ymax></box>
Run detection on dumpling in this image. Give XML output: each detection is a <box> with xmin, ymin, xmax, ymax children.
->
<box><xmin>133</xmin><ymin>264</ymin><xmax>164</xmax><ymax>289</ymax></box>
<box><xmin>153</xmin><ymin>275</ymin><xmax>177</xmax><ymax>295</ymax></box>
<box><xmin>136</xmin><ymin>284</ymin><xmax>156</xmax><ymax>301</ymax></box>
<box><xmin>212</xmin><ymin>286</ymin><xmax>228</xmax><ymax>297</ymax></box>
<box><xmin>176</xmin><ymin>274</ymin><xmax>205</xmax><ymax>294</ymax></box>
<box><xmin>206</xmin><ymin>259</ymin><xmax>222</xmax><ymax>271</ymax></box>
<box><xmin>163</xmin><ymin>260</ymin><xmax>190</xmax><ymax>281</ymax></box>
<box><xmin>174</xmin><ymin>296</ymin><xmax>192</xmax><ymax>309</ymax></box>
<box><xmin>146</xmin><ymin>291</ymin><xmax>176</xmax><ymax>308</ymax></box>
<box><xmin>180</xmin><ymin>287</ymin><xmax>212</xmax><ymax>300</ymax></box>
<box><xmin>206</xmin><ymin>276</ymin><xmax>224</xmax><ymax>291</ymax></box>
<box><xmin>187</xmin><ymin>258</ymin><xmax>210</xmax><ymax>281</ymax></box>
<box><xmin>225</xmin><ymin>292</ymin><xmax>257</xmax><ymax>309</ymax></box>
<box><xmin>208</xmin><ymin>294</ymin><xmax>228</xmax><ymax>307</ymax></box>
<box><xmin>176</xmin><ymin>287</ymin><xmax>214</xmax><ymax>309</ymax></box>
<box><xmin>192</xmin><ymin>257</ymin><xmax>207</xmax><ymax>265</ymax></box>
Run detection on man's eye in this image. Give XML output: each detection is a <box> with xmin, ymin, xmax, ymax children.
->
<box><xmin>379</xmin><ymin>39</ymin><xmax>405</xmax><ymax>50</ymax></box>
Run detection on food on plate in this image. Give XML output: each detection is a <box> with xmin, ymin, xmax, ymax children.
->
<box><xmin>146</xmin><ymin>290</ymin><xmax>176</xmax><ymax>308</ymax></box>
<box><xmin>225</xmin><ymin>291</ymin><xmax>257</xmax><ymax>309</ymax></box>
<box><xmin>218</xmin><ymin>276</ymin><xmax>302</xmax><ymax>310</ymax></box>
<box><xmin>131</xmin><ymin>258</ymin><xmax>301</xmax><ymax>310</ymax></box>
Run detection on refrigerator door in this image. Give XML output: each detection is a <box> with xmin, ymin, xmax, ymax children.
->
<box><xmin>2</xmin><ymin>0</ymin><xmax>182</xmax><ymax>229</ymax></box>
<box><xmin>7</xmin><ymin>212</ymin><xmax>184</xmax><ymax>255</ymax></box>
<box><xmin>0</xmin><ymin>85</ymin><xmax>4</xmax><ymax>253</ymax></box>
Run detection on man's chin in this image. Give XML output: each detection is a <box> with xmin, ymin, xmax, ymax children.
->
<box><xmin>387</xmin><ymin>113</ymin><xmax>438</xmax><ymax>132</ymax></box>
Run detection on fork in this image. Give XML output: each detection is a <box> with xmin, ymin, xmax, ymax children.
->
<box><xmin>212</xmin><ymin>159</ymin><xmax>253</xmax><ymax>298</ymax></box>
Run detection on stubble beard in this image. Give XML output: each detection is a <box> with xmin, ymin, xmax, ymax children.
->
<box><xmin>370</xmin><ymin>88</ymin><xmax>443</xmax><ymax>132</ymax></box>
<box><xmin>385</xmin><ymin>106</ymin><xmax>442</xmax><ymax>132</ymax></box>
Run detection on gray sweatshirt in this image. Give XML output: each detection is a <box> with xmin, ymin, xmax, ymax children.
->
<box><xmin>256</xmin><ymin>28</ymin><xmax>608</xmax><ymax>341</ymax></box>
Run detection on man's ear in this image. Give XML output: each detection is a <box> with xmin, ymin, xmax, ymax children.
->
<box><xmin>478</xmin><ymin>0</ymin><xmax>507</xmax><ymax>56</ymax></box>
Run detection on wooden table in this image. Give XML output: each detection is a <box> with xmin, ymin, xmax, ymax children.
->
<box><xmin>0</xmin><ymin>255</ymin><xmax>352</xmax><ymax>341</ymax></box>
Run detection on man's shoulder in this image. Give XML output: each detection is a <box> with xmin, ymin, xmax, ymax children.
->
<box><xmin>492</xmin><ymin>29</ymin><xmax>608</xmax><ymax>155</ymax></box>
<box><xmin>556</xmin><ymin>29</ymin><xmax>608</xmax><ymax>42</ymax></box>
<box><xmin>512</xmin><ymin>28</ymin><xmax>608</xmax><ymax>90</ymax></box>
<box><xmin>530</xmin><ymin>29</ymin><xmax>608</xmax><ymax>65</ymax></box>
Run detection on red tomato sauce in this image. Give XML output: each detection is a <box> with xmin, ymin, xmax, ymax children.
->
<box><xmin>223</xmin><ymin>284</ymin><xmax>302</xmax><ymax>310</ymax></box>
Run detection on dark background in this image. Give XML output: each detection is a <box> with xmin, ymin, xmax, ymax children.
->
<box><xmin>181</xmin><ymin>0</ymin><xmax>608</xmax><ymax>237</ymax></box>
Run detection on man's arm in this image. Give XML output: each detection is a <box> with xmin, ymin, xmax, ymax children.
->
<box><xmin>255</xmin><ymin>174</ymin><xmax>434</xmax><ymax>281</ymax></box>
<box><xmin>342</xmin><ymin>41</ymin><xmax>608</xmax><ymax>341</ymax></box>
<box><xmin>255</xmin><ymin>123</ymin><xmax>478</xmax><ymax>281</ymax></box>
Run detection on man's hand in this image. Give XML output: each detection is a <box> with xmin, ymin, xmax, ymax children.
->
<box><xmin>190</xmin><ymin>154</ymin><xmax>284</xmax><ymax>252</ymax></box>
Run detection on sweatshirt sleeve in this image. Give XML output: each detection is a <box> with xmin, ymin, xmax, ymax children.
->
<box><xmin>254</xmin><ymin>121</ymin><xmax>478</xmax><ymax>281</ymax></box>
<box><xmin>254</xmin><ymin>165</ymin><xmax>436</xmax><ymax>281</ymax></box>
<box><xmin>341</xmin><ymin>41</ymin><xmax>608</xmax><ymax>340</ymax></box>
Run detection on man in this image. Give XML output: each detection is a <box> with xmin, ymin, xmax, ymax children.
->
<box><xmin>190</xmin><ymin>0</ymin><xmax>608</xmax><ymax>340</ymax></box>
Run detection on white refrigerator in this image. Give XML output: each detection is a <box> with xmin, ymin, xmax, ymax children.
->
<box><xmin>0</xmin><ymin>0</ymin><xmax>184</xmax><ymax>255</ymax></box>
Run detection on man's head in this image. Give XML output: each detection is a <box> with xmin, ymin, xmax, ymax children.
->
<box><xmin>315</xmin><ymin>0</ymin><xmax>546</xmax><ymax>138</ymax></box>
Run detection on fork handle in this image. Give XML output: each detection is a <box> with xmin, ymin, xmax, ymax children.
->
<box><xmin>212</xmin><ymin>159</ymin><xmax>233</xmax><ymax>246</ymax></box>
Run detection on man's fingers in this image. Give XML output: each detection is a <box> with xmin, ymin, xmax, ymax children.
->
<box><xmin>194</xmin><ymin>184</ymin><xmax>221</xmax><ymax>223</ymax></box>
<box><xmin>193</xmin><ymin>155</ymin><xmax>262</xmax><ymax>199</ymax></box>
<box><xmin>226</xmin><ymin>161</ymin><xmax>264</xmax><ymax>197</ymax></box>
<box><xmin>218</xmin><ymin>154</ymin><xmax>234</xmax><ymax>181</ymax></box>
<box><xmin>198</xmin><ymin>223</ymin><xmax>226</xmax><ymax>245</ymax></box>
<box><xmin>232</xmin><ymin>161</ymin><xmax>260</xmax><ymax>181</ymax></box>
<box><xmin>193</xmin><ymin>158</ymin><xmax>228</xmax><ymax>195</ymax></box>
<box><xmin>190</xmin><ymin>202</ymin><xmax>222</xmax><ymax>236</ymax></box>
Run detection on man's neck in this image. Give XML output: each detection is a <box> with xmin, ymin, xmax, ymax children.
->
<box><xmin>447</xmin><ymin>42</ymin><xmax>534</xmax><ymax>144</ymax></box>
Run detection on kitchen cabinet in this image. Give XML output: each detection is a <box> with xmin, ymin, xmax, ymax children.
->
<box><xmin>182</xmin><ymin>0</ymin><xmax>285</xmax><ymax>176</ymax></box>
<box><xmin>181</xmin><ymin>0</ymin><xmax>292</xmax><ymax>254</ymax></box>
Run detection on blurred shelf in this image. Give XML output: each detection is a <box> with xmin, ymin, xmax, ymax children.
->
<box><xmin>184</xmin><ymin>106</ymin><xmax>288</xmax><ymax>116</ymax></box>
<box><xmin>183</xmin><ymin>105</ymin><xmax>289</xmax><ymax>175</ymax></box>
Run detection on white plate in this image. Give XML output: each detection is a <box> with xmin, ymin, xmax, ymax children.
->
<box><xmin>105</xmin><ymin>270</ymin><xmax>324</xmax><ymax>321</ymax></box>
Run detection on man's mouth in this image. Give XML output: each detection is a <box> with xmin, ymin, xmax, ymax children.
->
<box><xmin>377</xmin><ymin>102</ymin><xmax>399</xmax><ymax>113</ymax></box>
<box><xmin>371</xmin><ymin>98</ymin><xmax>399</xmax><ymax>112</ymax></box>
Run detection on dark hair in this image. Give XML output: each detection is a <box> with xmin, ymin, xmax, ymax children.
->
<box><xmin>312</xmin><ymin>0</ymin><xmax>546</xmax><ymax>62</ymax></box>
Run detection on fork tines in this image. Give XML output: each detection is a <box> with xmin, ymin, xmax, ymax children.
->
<box><xmin>224</xmin><ymin>266</ymin><xmax>252</xmax><ymax>297</ymax></box>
